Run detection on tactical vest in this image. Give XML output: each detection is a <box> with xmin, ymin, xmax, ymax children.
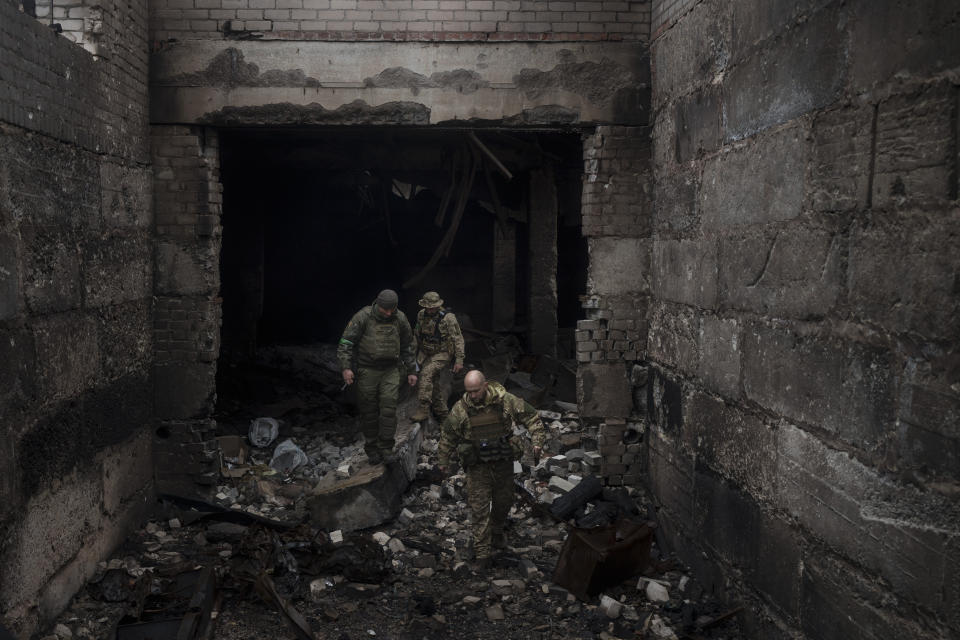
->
<box><xmin>357</xmin><ymin>313</ymin><xmax>401</xmax><ymax>366</ymax></box>
<box><xmin>468</xmin><ymin>404</ymin><xmax>513</xmax><ymax>462</ymax></box>
<box><xmin>418</xmin><ymin>311</ymin><xmax>446</xmax><ymax>354</ymax></box>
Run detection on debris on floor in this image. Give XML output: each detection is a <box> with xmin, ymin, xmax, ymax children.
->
<box><xmin>37</xmin><ymin>344</ymin><xmax>742</xmax><ymax>640</ymax></box>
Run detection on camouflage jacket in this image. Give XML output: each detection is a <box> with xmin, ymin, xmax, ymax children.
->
<box><xmin>336</xmin><ymin>304</ymin><xmax>416</xmax><ymax>374</ymax></box>
<box><xmin>438</xmin><ymin>381</ymin><xmax>545</xmax><ymax>467</ymax></box>
<box><xmin>414</xmin><ymin>308</ymin><xmax>466</xmax><ymax>365</ymax></box>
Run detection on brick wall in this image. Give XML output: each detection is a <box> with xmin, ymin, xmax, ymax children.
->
<box><xmin>149</xmin><ymin>0</ymin><xmax>651</xmax><ymax>43</ymax></box>
<box><xmin>0</xmin><ymin>0</ymin><xmax>153</xmax><ymax>635</ymax></box>
<box><xmin>575</xmin><ymin>124</ymin><xmax>653</xmax><ymax>485</ymax></box>
<box><xmin>648</xmin><ymin>1</ymin><xmax>960</xmax><ymax>638</ymax></box>
<box><xmin>151</xmin><ymin>124</ymin><xmax>224</xmax><ymax>494</ymax></box>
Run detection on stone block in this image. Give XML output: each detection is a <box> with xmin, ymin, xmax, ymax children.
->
<box><xmin>799</xmin><ymin>550</ymin><xmax>945</xmax><ymax>640</ymax></box>
<box><xmin>587</xmin><ymin>237</ymin><xmax>651</xmax><ymax>296</ymax></box>
<box><xmin>700</xmin><ymin>123</ymin><xmax>807</xmax><ymax>230</ymax></box>
<box><xmin>100</xmin><ymin>160</ymin><xmax>153</xmax><ymax>229</ymax></box>
<box><xmin>33</xmin><ymin>313</ymin><xmax>100</xmax><ymax>401</ymax></box>
<box><xmin>577</xmin><ymin>362</ymin><xmax>632</xmax><ymax>419</ymax></box>
<box><xmin>0</xmin><ymin>469</ymin><xmax>102</xmax><ymax>617</ymax></box>
<box><xmin>872</xmin><ymin>81</ymin><xmax>956</xmax><ymax>208</ymax></box>
<box><xmin>730</xmin><ymin>0</ymin><xmax>834</xmax><ymax>54</ymax></box>
<box><xmin>154</xmin><ymin>361</ymin><xmax>216</xmax><ymax>421</ymax></box>
<box><xmin>647</xmin><ymin>302</ymin><xmax>698</xmax><ymax>375</ymax></box>
<box><xmin>848</xmin><ymin>0</ymin><xmax>960</xmax><ymax>92</ymax></box>
<box><xmin>0</xmin><ymin>231</ymin><xmax>21</xmax><ymax>321</ymax></box>
<box><xmin>897</xmin><ymin>385</ymin><xmax>960</xmax><ymax>479</ymax></box>
<box><xmin>743</xmin><ymin>324</ymin><xmax>894</xmax><ymax>449</ymax></box>
<box><xmin>674</xmin><ymin>86</ymin><xmax>721</xmax><ymax>163</ymax></box>
<box><xmin>685</xmin><ymin>391</ymin><xmax>776</xmax><ymax>499</ymax></box>
<box><xmin>697</xmin><ymin>315</ymin><xmax>740</xmax><ymax>398</ymax></box>
<box><xmin>21</xmin><ymin>227</ymin><xmax>82</xmax><ymax>314</ymax></box>
<box><xmin>650</xmin><ymin>0</ymin><xmax>730</xmax><ymax>111</ymax></box>
<box><xmin>848</xmin><ymin>219</ymin><xmax>960</xmax><ymax>343</ymax></box>
<box><xmin>648</xmin><ymin>438</ymin><xmax>694</xmax><ymax>531</ymax></box>
<box><xmin>96</xmin><ymin>300</ymin><xmax>152</xmax><ymax>380</ymax></box>
<box><xmin>723</xmin><ymin>5</ymin><xmax>845</xmax><ymax>140</ymax></box>
<box><xmin>809</xmin><ymin>104</ymin><xmax>873</xmax><ymax>212</ymax></box>
<box><xmin>651</xmin><ymin>237</ymin><xmax>717</xmax><ymax>309</ymax></box>
<box><xmin>652</xmin><ymin>165</ymin><xmax>698</xmax><ymax>233</ymax></box>
<box><xmin>82</xmin><ymin>235</ymin><xmax>152</xmax><ymax>308</ymax></box>
<box><xmin>102</xmin><ymin>430</ymin><xmax>154</xmax><ymax>516</ymax></box>
<box><xmin>0</xmin><ymin>326</ymin><xmax>36</xmax><ymax>404</ymax></box>
<box><xmin>718</xmin><ymin>225</ymin><xmax>841</xmax><ymax>317</ymax></box>
<box><xmin>693</xmin><ymin>466</ymin><xmax>801</xmax><ymax>618</ymax></box>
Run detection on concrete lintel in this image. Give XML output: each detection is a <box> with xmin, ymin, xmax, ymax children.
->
<box><xmin>150</xmin><ymin>41</ymin><xmax>648</xmax><ymax>126</ymax></box>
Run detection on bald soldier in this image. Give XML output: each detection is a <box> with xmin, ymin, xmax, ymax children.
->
<box><xmin>438</xmin><ymin>370</ymin><xmax>546</xmax><ymax>567</ymax></box>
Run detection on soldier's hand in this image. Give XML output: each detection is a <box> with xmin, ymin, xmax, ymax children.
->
<box><xmin>452</xmin><ymin>362</ymin><xmax>464</xmax><ymax>374</ymax></box>
<box><xmin>407</xmin><ymin>374</ymin><xmax>418</xmax><ymax>386</ymax></box>
<box><xmin>342</xmin><ymin>369</ymin><xmax>355</xmax><ymax>385</ymax></box>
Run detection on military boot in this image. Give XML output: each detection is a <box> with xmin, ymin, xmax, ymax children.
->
<box><xmin>410</xmin><ymin>402</ymin><xmax>431</xmax><ymax>423</ymax></box>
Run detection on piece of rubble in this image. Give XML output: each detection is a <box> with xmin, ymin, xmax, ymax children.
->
<box><xmin>398</xmin><ymin>508</ymin><xmax>416</xmax><ymax>525</ymax></box>
<box><xmin>599</xmin><ymin>595</ymin><xmax>622</xmax><ymax>619</ymax></box>
<box><xmin>54</xmin><ymin>623</ymin><xmax>73</xmax><ymax>639</ymax></box>
<box><xmin>650</xmin><ymin>615</ymin><xmax>679</xmax><ymax>639</ymax></box>
<box><xmin>548</xmin><ymin>476</ymin><xmax>575</xmax><ymax>494</ymax></box>
<box><xmin>417</xmin><ymin>568</ymin><xmax>435</xmax><ymax>578</ymax></box>
<box><xmin>330</xmin><ymin>530</ymin><xmax>344</xmax><ymax>544</ymax></box>
<box><xmin>645</xmin><ymin>580</ymin><xmax>670</xmax><ymax>603</ymax></box>
<box><xmin>516</xmin><ymin>558</ymin><xmax>539</xmax><ymax>579</ymax></box>
<box><xmin>372</xmin><ymin>531</ymin><xmax>390</xmax><ymax>545</ymax></box>
<box><xmin>462</xmin><ymin>595</ymin><xmax>482</xmax><ymax>605</ymax></box>
<box><xmin>387</xmin><ymin>538</ymin><xmax>406</xmax><ymax>554</ymax></box>
<box><xmin>168</xmin><ymin>518</ymin><xmax>181</xmax><ymax>529</ymax></box>
<box><xmin>336</xmin><ymin>463</ymin><xmax>352</xmax><ymax>478</ymax></box>
<box><xmin>484</xmin><ymin>604</ymin><xmax>505</xmax><ymax>621</ymax></box>
<box><xmin>539</xmin><ymin>410</ymin><xmax>562</xmax><ymax>421</ymax></box>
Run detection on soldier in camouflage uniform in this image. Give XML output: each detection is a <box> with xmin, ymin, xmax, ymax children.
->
<box><xmin>410</xmin><ymin>291</ymin><xmax>466</xmax><ymax>423</ymax></box>
<box><xmin>438</xmin><ymin>370</ymin><xmax>545</xmax><ymax>567</ymax></box>
<box><xmin>337</xmin><ymin>289</ymin><xmax>418</xmax><ymax>464</ymax></box>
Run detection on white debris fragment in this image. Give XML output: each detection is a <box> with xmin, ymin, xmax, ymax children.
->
<box><xmin>646</xmin><ymin>581</ymin><xmax>670</xmax><ymax>603</ymax></box>
<box><xmin>599</xmin><ymin>594</ymin><xmax>622</xmax><ymax>619</ymax></box>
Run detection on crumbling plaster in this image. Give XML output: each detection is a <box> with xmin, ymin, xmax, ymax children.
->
<box><xmin>150</xmin><ymin>41</ymin><xmax>649</xmax><ymax>125</ymax></box>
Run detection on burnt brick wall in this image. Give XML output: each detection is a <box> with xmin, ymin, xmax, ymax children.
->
<box><xmin>151</xmin><ymin>125</ymin><xmax>223</xmax><ymax>494</ymax></box>
<box><xmin>575</xmin><ymin>123</ymin><xmax>653</xmax><ymax>485</ymax></box>
<box><xmin>149</xmin><ymin>0</ymin><xmax>651</xmax><ymax>43</ymax></box>
<box><xmin>0</xmin><ymin>0</ymin><xmax>154</xmax><ymax>636</ymax></box>
<box><xmin>648</xmin><ymin>1</ymin><xmax>959</xmax><ymax>638</ymax></box>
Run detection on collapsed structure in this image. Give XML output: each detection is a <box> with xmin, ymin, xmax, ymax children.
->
<box><xmin>1</xmin><ymin>0</ymin><xmax>957</xmax><ymax>638</ymax></box>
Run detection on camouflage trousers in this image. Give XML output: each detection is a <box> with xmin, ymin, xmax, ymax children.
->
<box><xmin>465</xmin><ymin>459</ymin><xmax>514</xmax><ymax>559</ymax></box>
<box><xmin>355</xmin><ymin>364</ymin><xmax>400</xmax><ymax>458</ymax></box>
<box><xmin>417</xmin><ymin>351</ymin><xmax>451</xmax><ymax>419</ymax></box>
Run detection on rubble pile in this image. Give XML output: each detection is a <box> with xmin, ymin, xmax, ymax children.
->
<box><xmin>35</xmin><ymin>345</ymin><xmax>743</xmax><ymax>640</ymax></box>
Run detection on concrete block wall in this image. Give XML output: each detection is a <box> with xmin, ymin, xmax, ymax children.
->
<box><xmin>149</xmin><ymin>0</ymin><xmax>651</xmax><ymax>43</ymax></box>
<box><xmin>151</xmin><ymin>125</ymin><xmax>224</xmax><ymax>495</ymax></box>
<box><xmin>647</xmin><ymin>0</ymin><xmax>960</xmax><ymax>638</ymax></box>
<box><xmin>0</xmin><ymin>0</ymin><xmax>154</xmax><ymax>636</ymax></box>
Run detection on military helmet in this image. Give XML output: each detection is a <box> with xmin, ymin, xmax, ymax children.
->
<box><xmin>418</xmin><ymin>291</ymin><xmax>444</xmax><ymax>308</ymax></box>
<box><xmin>376</xmin><ymin>289</ymin><xmax>399</xmax><ymax>310</ymax></box>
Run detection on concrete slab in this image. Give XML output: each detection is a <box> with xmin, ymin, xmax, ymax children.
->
<box><xmin>308</xmin><ymin>424</ymin><xmax>421</xmax><ymax>532</ymax></box>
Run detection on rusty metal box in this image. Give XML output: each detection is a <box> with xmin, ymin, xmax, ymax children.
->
<box><xmin>552</xmin><ymin>519</ymin><xmax>655</xmax><ymax>600</ymax></box>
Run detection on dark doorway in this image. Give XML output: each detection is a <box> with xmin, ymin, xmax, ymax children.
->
<box><xmin>215</xmin><ymin>127</ymin><xmax>585</xmax><ymax>409</ymax></box>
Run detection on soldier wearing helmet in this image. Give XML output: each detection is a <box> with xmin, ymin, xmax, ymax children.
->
<box><xmin>337</xmin><ymin>289</ymin><xmax>418</xmax><ymax>464</ymax></box>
